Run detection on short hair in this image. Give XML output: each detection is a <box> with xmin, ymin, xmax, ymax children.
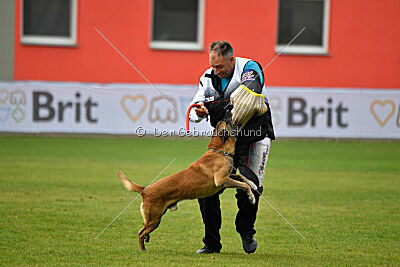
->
<box><xmin>209</xmin><ymin>41</ymin><xmax>234</xmax><ymax>58</ymax></box>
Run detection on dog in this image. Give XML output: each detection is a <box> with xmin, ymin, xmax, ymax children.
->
<box><xmin>118</xmin><ymin>113</ymin><xmax>258</xmax><ymax>251</ymax></box>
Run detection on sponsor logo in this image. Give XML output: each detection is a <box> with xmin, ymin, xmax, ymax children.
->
<box><xmin>10</xmin><ymin>90</ymin><xmax>26</xmax><ymax>105</ymax></box>
<box><xmin>0</xmin><ymin>89</ymin><xmax>26</xmax><ymax>123</ymax></box>
<box><xmin>32</xmin><ymin>91</ymin><xmax>98</xmax><ymax>123</ymax></box>
<box><xmin>258</xmin><ymin>150</ymin><xmax>268</xmax><ymax>176</ymax></box>
<box><xmin>370</xmin><ymin>100</ymin><xmax>395</xmax><ymax>127</ymax></box>
<box><xmin>288</xmin><ymin>97</ymin><xmax>348</xmax><ymax>128</ymax></box>
<box><xmin>205</xmin><ymin>96</ymin><xmax>215</xmax><ymax>102</ymax></box>
<box><xmin>121</xmin><ymin>94</ymin><xmax>147</xmax><ymax>122</ymax></box>
<box><xmin>11</xmin><ymin>106</ymin><xmax>24</xmax><ymax>123</ymax></box>
<box><xmin>148</xmin><ymin>96</ymin><xmax>178</xmax><ymax>123</ymax></box>
<box><xmin>241</xmin><ymin>70</ymin><xmax>256</xmax><ymax>83</ymax></box>
<box><xmin>0</xmin><ymin>89</ymin><xmax>10</xmax><ymax>104</ymax></box>
<box><xmin>397</xmin><ymin>105</ymin><xmax>400</xmax><ymax>128</ymax></box>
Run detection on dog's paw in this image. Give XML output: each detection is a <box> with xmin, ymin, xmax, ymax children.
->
<box><xmin>168</xmin><ymin>203</ymin><xmax>178</xmax><ymax>211</ymax></box>
<box><xmin>117</xmin><ymin>171</ymin><xmax>125</xmax><ymax>178</ymax></box>
<box><xmin>248</xmin><ymin>193</ymin><xmax>256</xmax><ymax>205</ymax></box>
<box><xmin>144</xmin><ymin>234</ymin><xmax>150</xmax><ymax>243</ymax></box>
<box><xmin>247</xmin><ymin>180</ymin><xmax>258</xmax><ymax>191</ymax></box>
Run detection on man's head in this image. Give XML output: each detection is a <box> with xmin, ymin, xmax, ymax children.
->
<box><xmin>209</xmin><ymin>41</ymin><xmax>235</xmax><ymax>79</ymax></box>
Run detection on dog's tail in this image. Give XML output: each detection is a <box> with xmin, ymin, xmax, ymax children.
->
<box><xmin>118</xmin><ymin>171</ymin><xmax>146</xmax><ymax>193</ymax></box>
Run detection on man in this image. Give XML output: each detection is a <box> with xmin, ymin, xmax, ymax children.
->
<box><xmin>189</xmin><ymin>41</ymin><xmax>275</xmax><ymax>254</ymax></box>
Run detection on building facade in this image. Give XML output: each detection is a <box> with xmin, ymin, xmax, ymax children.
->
<box><xmin>1</xmin><ymin>0</ymin><xmax>399</xmax><ymax>138</ymax></box>
<box><xmin>5</xmin><ymin>0</ymin><xmax>399</xmax><ymax>88</ymax></box>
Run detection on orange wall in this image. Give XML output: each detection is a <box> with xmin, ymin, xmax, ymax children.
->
<box><xmin>14</xmin><ymin>0</ymin><xmax>400</xmax><ymax>88</ymax></box>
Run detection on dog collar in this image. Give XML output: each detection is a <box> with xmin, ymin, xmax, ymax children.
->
<box><xmin>208</xmin><ymin>148</ymin><xmax>235</xmax><ymax>158</ymax></box>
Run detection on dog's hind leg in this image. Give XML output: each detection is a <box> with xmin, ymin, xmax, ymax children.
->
<box><xmin>138</xmin><ymin>227</ymin><xmax>148</xmax><ymax>251</ymax></box>
<box><xmin>137</xmin><ymin>202</ymin><xmax>163</xmax><ymax>252</ymax></box>
<box><xmin>138</xmin><ymin>219</ymin><xmax>161</xmax><ymax>252</ymax></box>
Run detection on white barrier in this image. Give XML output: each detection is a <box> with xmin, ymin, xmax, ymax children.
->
<box><xmin>0</xmin><ymin>81</ymin><xmax>399</xmax><ymax>139</ymax></box>
<box><xmin>270</xmin><ymin>87</ymin><xmax>400</xmax><ymax>139</ymax></box>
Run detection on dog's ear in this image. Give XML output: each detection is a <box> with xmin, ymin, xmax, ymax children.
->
<box><xmin>223</xmin><ymin>104</ymin><xmax>234</xmax><ymax>132</ymax></box>
<box><xmin>223</xmin><ymin>104</ymin><xmax>233</xmax><ymax>122</ymax></box>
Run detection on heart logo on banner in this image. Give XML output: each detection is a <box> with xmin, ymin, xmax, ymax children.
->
<box><xmin>0</xmin><ymin>89</ymin><xmax>9</xmax><ymax>104</ymax></box>
<box><xmin>370</xmin><ymin>100</ymin><xmax>395</xmax><ymax>127</ymax></box>
<box><xmin>121</xmin><ymin>95</ymin><xmax>147</xmax><ymax>122</ymax></box>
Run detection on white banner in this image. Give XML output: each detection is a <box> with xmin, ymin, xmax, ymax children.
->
<box><xmin>269</xmin><ymin>87</ymin><xmax>400</xmax><ymax>139</ymax></box>
<box><xmin>0</xmin><ymin>81</ymin><xmax>399</xmax><ymax>139</ymax></box>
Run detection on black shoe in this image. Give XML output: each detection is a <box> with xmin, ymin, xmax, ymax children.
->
<box><xmin>241</xmin><ymin>234</ymin><xmax>257</xmax><ymax>254</ymax></box>
<box><xmin>196</xmin><ymin>245</ymin><xmax>220</xmax><ymax>254</ymax></box>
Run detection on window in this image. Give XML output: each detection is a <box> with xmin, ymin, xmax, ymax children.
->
<box><xmin>151</xmin><ymin>0</ymin><xmax>205</xmax><ymax>50</ymax></box>
<box><xmin>21</xmin><ymin>0</ymin><xmax>77</xmax><ymax>46</ymax></box>
<box><xmin>276</xmin><ymin>0</ymin><xmax>330</xmax><ymax>55</ymax></box>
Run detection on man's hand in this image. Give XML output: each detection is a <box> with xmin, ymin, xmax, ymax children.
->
<box><xmin>195</xmin><ymin>102</ymin><xmax>209</xmax><ymax>117</ymax></box>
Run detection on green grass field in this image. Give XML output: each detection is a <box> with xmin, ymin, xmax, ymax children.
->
<box><xmin>0</xmin><ymin>135</ymin><xmax>399</xmax><ymax>266</ymax></box>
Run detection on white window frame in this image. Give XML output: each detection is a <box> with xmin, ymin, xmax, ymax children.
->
<box><xmin>275</xmin><ymin>0</ymin><xmax>330</xmax><ymax>55</ymax></box>
<box><xmin>150</xmin><ymin>0</ymin><xmax>205</xmax><ymax>51</ymax></box>
<box><xmin>20</xmin><ymin>0</ymin><xmax>78</xmax><ymax>46</ymax></box>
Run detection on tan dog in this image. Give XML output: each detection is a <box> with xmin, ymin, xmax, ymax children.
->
<box><xmin>118</xmin><ymin>119</ymin><xmax>258</xmax><ymax>252</ymax></box>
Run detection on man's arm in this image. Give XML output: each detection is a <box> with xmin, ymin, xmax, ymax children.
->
<box><xmin>240</xmin><ymin>61</ymin><xmax>264</xmax><ymax>94</ymax></box>
<box><xmin>230</xmin><ymin>61</ymin><xmax>267</xmax><ymax>129</ymax></box>
<box><xmin>189</xmin><ymin>79</ymin><xmax>209</xmax><ymax>122</ymax></box>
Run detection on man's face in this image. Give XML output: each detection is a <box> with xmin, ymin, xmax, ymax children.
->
<box><xmin>209</xmin><ymin>51</ymin><xmax>235</xmax><ymax>79</ymax></box>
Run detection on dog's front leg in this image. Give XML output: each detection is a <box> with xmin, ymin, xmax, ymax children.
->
<box><xmin>229</xmin><ymin>174</ymin><xmax>258</xmax><ymax>191</ymax></box>
<box><xmin>214</xmin><ymin>174</ymin><xmax>256</xmax><ymax>205</ymax></box>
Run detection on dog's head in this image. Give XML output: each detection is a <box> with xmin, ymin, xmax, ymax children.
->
<box><xmin>208</xmin><ymin>106</ymin><xmax>236</xmax><ymax>153</ymax></box>
<box><xmin>214</xmin><ymin>121</ymin><xmax>233</xmax><ymax>144</ymax></box>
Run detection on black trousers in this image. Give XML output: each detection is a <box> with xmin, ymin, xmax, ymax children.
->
<box><xmin>198</xmin><ymin>141</ymin><xmax>263</xmax><ymax>251</ymax></box>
